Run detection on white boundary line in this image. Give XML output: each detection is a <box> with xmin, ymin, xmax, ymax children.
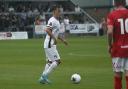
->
<box><xmin>67</xmin><ymin>53</ymin><xmax>107</xmax><ymax>57</ymax></box>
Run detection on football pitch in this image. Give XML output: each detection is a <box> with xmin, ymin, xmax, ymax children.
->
<box><xmin>0</xmin><ymin>36</ymin><xmax>117</xmax><ymax>89</ymax></box>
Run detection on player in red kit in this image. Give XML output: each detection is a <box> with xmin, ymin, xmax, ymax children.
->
<box><xmin>107</xmin><ymin>0</ymin><xmax>128</xmax><ymax>89</ymax></box>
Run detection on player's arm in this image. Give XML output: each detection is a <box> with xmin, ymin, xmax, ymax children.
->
<box><xmin>107</xmin><ymin>24</ymin><xmax>113</xmax><ymax>54</ymax></box>
<box><xmin>58</xmin><ymin>36</ymin><xmax>68</xmax><ymax>45</ymax></box>
<box><xmin>45</xmin><ymin>28</ymin><xmax>57</xmax><ymax>45</ymax></box>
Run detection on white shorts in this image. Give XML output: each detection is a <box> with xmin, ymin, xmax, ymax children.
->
<box><xmin>44</xmin><ymin>45</ymin><xmax>60</xmax><ymax>62</ymax></box>
<box><xmin>112</xmin><ymin>57</ymin><xmax>128</xmax><ymax>72</ymax></box>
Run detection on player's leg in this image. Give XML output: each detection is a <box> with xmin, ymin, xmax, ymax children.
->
<box><xmin>44</xmin><ymin>60</ymin><xmax>61</xmax><ymax>76</ymax></box>
<box><xmin>40</xmin><ymin>60</ymin><xmax>52</xmax><ymax>84</ymax></box>
<box><xmin>39</xmin><ymin>62</ymin><xmax>51</xmax><ymax>84</ymax></box>
<box><xmin>39</xmin><ymin>49</ymin><xmax>52</xmax><ymax>84</ymax></box>
<box><xmin>42</xmin><ymin>60</ymin><xmax>52</xmax><ymax>75</ymax></box>
<box><xmin>41</xmin><ymin>49</ymin><xmax>52</xmax><ymax>76</ymax></box>
<box><xmin>124</xmin><ymin>58</ymin><xmax>128</xmax><ymax>89</ymax></box>
<box><xmin>112</xmin><ymin>58</ymin><xmax>123</xmax><ymax>89</ymax></box>
<box><xmin>40</xmin><ymin>60</ymin><xmax>60</xmax><ymax>84</ymax></box>
<box><xmin>114</xmin><ymin>72</ymin><xmax>122</xmax><ymax>89</ymax></box>
<box><xmin>125</xmin><ymin>70</ymin><xmax>128</xmax><ymax>89</ymax></box>
<box><xmin>41</xmin><ymin>46</ymin><xmax>61</xmax><ymax>83</ymax></box>
<box><xmin>43</xmin><ymin>46</ymin><xmax>61</xmax><ymax>76</ymax></box>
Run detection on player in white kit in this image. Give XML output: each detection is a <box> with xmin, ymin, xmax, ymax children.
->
<box><xmin>39</xmin><ymin>5</ymin><xmax>68</xmax><ymax>84</ymax></box>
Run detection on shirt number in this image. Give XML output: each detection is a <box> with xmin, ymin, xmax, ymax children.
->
<box><xmin>118</xmin><ymin>18</ymin><xmax>128</xmax><ymax>34</ymax></box>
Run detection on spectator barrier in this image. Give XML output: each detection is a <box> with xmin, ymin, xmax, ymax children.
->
<box><xmin>0</xmin><ymin>32</ymin><xmax>28</xmax><ymax>40</ymax></box>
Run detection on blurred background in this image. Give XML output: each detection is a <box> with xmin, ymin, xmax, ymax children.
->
<box><xmin>0</xmin><ymin>0</ymin><xmax>128</xmax><ymax>39</ymax></box>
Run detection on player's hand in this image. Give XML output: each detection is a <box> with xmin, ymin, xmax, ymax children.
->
<box><xmin>108</xmin><ymin>45</ymin><xmax>112</xmax><ymax>54</ymax></box>
<box><xmin>54</xmin><ymin>38</ymin><xmax>57</xmax><ymax>45</ymax></box>
<box><xmin>63</xmin><ymin>40</ymin><xmax>68</xmax><ymax>46</ymax></box>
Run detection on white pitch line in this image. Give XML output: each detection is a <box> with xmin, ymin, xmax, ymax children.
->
<box><xmin>67</xmin><ymin>53</ymin><xmax>107</xmax><ymax>57</ymax></box>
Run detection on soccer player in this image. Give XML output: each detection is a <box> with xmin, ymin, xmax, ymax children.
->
<box><xmin>107</xmin><ymin>0</ymin><xmax>128</xmax><ymax>89</ymax></box>
<box><xmin>39</xmin><ymin>5</ymin><xmax>68</xmax><ymax>84</ymax></box>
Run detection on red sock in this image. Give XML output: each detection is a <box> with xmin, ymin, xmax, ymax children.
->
<box><xmin>114</xmin><ymin>76</ymin><xmax>122</xmax><ymax>89</ymax></box>
<box><xmin>126</xmin><ymin>76</ymin><xmax>128</xmax><ymax>89</ymax></box>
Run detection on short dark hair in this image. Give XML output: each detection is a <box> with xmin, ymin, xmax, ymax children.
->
<box><xmin>115</xmin><ymin>0</ymin><xmax>126</xmax><ymax>6</ymax></box>
<box><xmin>52</xmin><ymin>5</ymin><xmax>60</xmax><ymax>11</ymax></box>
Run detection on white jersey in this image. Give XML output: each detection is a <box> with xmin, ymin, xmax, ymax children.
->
<box><xmin>44</xmin><ymin>17</ymin><xmax>60</xmax><ymax>48</ymax></box>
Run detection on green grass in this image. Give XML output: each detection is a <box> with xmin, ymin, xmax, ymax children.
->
<box><xmin>0</xmin><ymin>36</ymin><xmax>118</xmax><ymax>89</ymax></box>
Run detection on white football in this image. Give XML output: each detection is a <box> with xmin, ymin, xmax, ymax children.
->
<box><xmin>71</xmin><ymin>73</ymin><xmax>81</xmax><ymax>84</ymax></box>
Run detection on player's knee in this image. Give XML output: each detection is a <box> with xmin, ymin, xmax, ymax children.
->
<box><xmin>55</xmin><ymin>60</ymin><xmax>61</xmax><ymax>65</ymax></box>
<box><xmin>114</xmin><ymin>72</ymin><xmax>122</xmax><ymax>78</ymax></box>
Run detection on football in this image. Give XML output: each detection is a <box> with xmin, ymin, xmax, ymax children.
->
<box><xmin>71</xmin><ymin>73</ymin><xmax>81</xmax><ymax>84</ymax></box>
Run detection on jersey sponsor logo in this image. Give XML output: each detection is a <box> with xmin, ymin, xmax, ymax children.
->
<box><xmin>121</xmin><ymin>45</ymin><xmax>128</xmax><ymax>48</ymax></box>
<box><xmin>6</xmin><ymin>32</ymin><xmax>12</xmax><ymax>37</ymax></box>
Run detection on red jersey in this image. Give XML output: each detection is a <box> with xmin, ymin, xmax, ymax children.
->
<box><xmin>107</xmin><ymin>8</ymin><xmax>128</xmax><ymax>58</ymax></box>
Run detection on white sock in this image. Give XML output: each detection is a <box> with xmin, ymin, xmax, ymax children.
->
<box><xmin>42</xmin><ymin>63</ymin><xmax>50</xmax><ymax>75</ymax></box>
<box><xmin>44</xmin><ymin>61</ymin><xmax>58</xmax><ymax>76</ymax></box>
